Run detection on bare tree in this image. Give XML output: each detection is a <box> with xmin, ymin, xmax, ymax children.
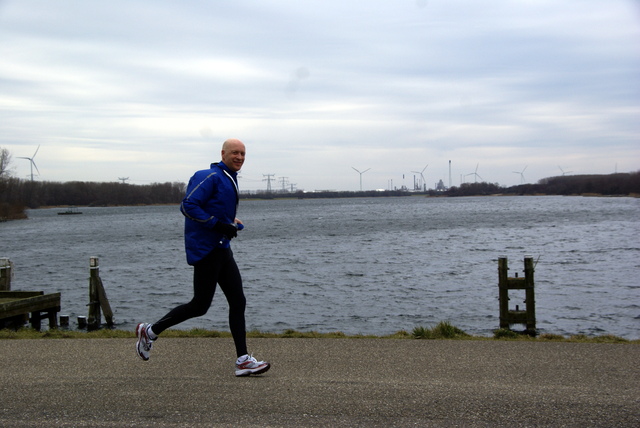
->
<box><xmin>0</xmin><ymin>147</ymin><xmax>13</xmax><ymax>178</ymax></box>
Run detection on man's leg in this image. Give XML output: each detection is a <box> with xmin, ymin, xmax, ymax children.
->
<box><xmin>217</xmin><ymin>250</ymin><xmax>247</xmax><ymax>357</ymax></box>
<box><xmin>217</xmin><ymin>250</ymin><xmax>270</xmax><ymax>376</ymax></box>
<box><xmin>136</xmin><ymin>250</ymin><xmax>221</xmax><ymax>360</ymax></box>
<box><xmin>149</xmin><ymin>250</ymin><xmax>221</xmax><ymax>335</ymax></box>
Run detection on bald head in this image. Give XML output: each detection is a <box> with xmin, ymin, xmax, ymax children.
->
<box><xmin>221</xmin><ymin>138</ymin><xmax>246</xmax><ymax>172</ymax></box>
<box><xmin>222</xmin><ymin>138</ymin><xmax>244</xmax><ymax>151</ymax></box>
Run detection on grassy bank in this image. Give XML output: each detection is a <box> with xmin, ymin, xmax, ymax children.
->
<box><xmin>1</xmin><ymin>321</ymin><xmax>637</xmax><ymax>344</ymax></box>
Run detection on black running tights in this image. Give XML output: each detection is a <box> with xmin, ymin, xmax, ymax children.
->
<box><xmin>152</xmin><ymin>248</ymin><xmax>248</xmax><ymax>357</ymax></box>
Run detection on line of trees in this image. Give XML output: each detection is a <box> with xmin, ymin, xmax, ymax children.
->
<box><xmin>518</xmin><ymin>173</ymin><xmax>640</xmax><ymax>196</ymax></box>
<box><xmin>1</xmin><ymin>178</ymin><xmax>185</xmax><ymax>209</ymax></box>
<box><xmin>443</xmin><ymin>172</ymin><xmax>640</xmax><ymax>197</ymax></box>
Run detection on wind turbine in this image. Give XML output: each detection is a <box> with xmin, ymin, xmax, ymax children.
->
<box><xmin>411</xmin><ymin>164</ymin><xmax>428</xmax><ymax>191</ymax></box>
<box><xmin>18</xmin><ymin>145</ymin><xmax>40</xmax><ymax>181</ymax></box>
<box><xmin>558</xmin><ymin>166</ymin><xmax>572</xmax><ymax>176</ymax></box>
<box><xmin>352</xmin><ymin>167</ymin><xmax>370</xmax><ymax>191</ymax></box>
<box><xmin>466</xmin><ymin>163</ymin><xmax>483</xmax><ymax>183</ymax></box>
<box><xmin>513</xmin><ymin>165</ymin><xmax>527</xmax><ymax>184</ymax></box>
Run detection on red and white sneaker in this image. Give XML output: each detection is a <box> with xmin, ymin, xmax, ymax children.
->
<box><xmin>135</xmin><ymin>323</ymin><xmax>154</xmax><ymax>361</ymax></box>
<box><xmin>235</xmin><ymin>354</ymin><xmax>271</xmax><ymax>377</ymax></box>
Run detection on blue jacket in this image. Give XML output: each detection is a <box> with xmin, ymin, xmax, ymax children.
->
<box><xmin>180</xmin><ymin>162</ymin><xmax>239</xmax><ymax>265</ymax></box>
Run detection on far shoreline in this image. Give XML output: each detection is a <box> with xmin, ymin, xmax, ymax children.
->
<box><xmin>24</xmin><ymin>191</ymin><xmax>640</xmax><ymax>210</ymax></box>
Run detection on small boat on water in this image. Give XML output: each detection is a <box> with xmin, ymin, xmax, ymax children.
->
<box><xmin>58</xmin><ymin>207</ymin><xmax>83</xmax><ymax>215</ymax></box>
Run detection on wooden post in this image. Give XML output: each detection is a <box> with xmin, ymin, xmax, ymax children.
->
<box><xmin>523</xmin><ymin>256</ymin><xmax>536</xmax><ymax>334</ymax></box>
<box><xmin>77</xmin><ymin>316</ymin><xmax>87</xmax><ymax>329</ymax></box>
<box><xmin>498</xmin><ymin>256</ymin><xmax>536</xmax><ymax>335</ymax></box>
<box><xmin>498</xmin><ymin>256</ymin><xmax>509</xmax><ymax>329</ymax></box>
<box><xmin>0</xmin><ymin>258</ymin><xmax>12</xmax><ymax>291</ymax></box>
<box><xmin>87</xmin><ymin>256</ymin><xmax>114</xmax><ymax>329</ymax></box>
<box><xmin>88</xmin><ymin>257</ymin><xmax>102</xmax><ymax>330</ymax></box>
<box><xmin>96</xmin><ymin>276</ymin><xmax>114</xmax><ymax>327</ymax></box>
<box><xmin>47</xmin><ymin>309</ymin><xmax>58</xmax><ymax>329</ymax></box>
<box><xmin>31</xmin><ymin>311</ymin><xmax>42</xmax><ymax>331</ymax></box>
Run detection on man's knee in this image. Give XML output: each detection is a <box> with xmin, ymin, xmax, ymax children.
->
<box><xmin>229</xmin><ymin>294</ymin><xmax>246</xmax><ymax>312</ymax></box>
<box><xmin>189</xmin><ymin>301</ymin><xmax>211</xmax><ymax>317</ymax></box>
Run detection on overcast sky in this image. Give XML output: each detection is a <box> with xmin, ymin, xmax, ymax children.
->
<box><xmin>1</xmin><ymin>1</ymin><xmax>638</xmax><ymax>191</ymax></box>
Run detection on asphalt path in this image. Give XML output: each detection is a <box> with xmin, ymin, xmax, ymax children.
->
<box><xmin>0</xmin><ymin>338</ymin><xmax>638</xmax><ymax>427</ymax></box>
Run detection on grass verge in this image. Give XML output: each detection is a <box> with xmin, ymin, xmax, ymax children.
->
<box><xmin>1</xmin><ymin>322</ymin><xmax>637</xmax><ymax>343</ymax></box>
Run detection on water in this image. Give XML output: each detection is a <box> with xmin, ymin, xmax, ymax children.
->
<box><xmin>1</xmin><ymin>196</ymin><xmax>639</xmax><ymax>339</ymax></box>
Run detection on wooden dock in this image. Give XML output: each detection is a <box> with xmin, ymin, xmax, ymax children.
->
<box><xmin>0</xmin><ymin>291</ymin><xmax>61</xmax><ymax>330</ymax></box>
<box><xmin>1</xmin><ymin>256</ymin><xmax>112</xmax><ymax>331</ymax></box>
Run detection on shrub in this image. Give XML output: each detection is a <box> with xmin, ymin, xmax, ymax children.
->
<box><xmin>412</xmin><ymin>322</ymin><xmax>470</xmax><ymax>339</ymax></box>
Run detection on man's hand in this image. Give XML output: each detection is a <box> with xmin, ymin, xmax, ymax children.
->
<box><xmin>213</xmin><ymin>221</ymin><xmax>238</xmax><ymax>239</ymax></box>
<box><xmin>234</xmin><ymin>218</ymin><xmax>244</xmax><ymax>230</ymax></box>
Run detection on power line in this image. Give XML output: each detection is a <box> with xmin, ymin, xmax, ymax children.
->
<box><xmin>279</xmin><ymin>176</ymin><xmax>288</xmax><ymax>192</ymax></box>
<box><xmin>263</xmin><ymin>174</ymin><xmax>275</xmax><ymax>193</ymax></box>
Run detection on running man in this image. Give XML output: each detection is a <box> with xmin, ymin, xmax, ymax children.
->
<box><xmin>136</xmin><ymin>138</ymin><xmax>270</xmax><ymax>377</ymax></box>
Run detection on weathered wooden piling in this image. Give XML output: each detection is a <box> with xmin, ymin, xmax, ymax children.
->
<box><xmin>0</xmin><ymin>258</ymin><xmax>12</xmax><ymax>291</ymax></box>
<box><xmin>498</xmin><ymin>256</ymin><xmax>536</xmax><ymax>335</ymax></box>
<box><xmin>77</xmin><ymin>316</ymin><xmax>87</xmax><ymax>329</ymax></box>
<box><xmin>87</xmin><ymin>257</ymin><xmax>114</xmax><ymax>329</ymax></box>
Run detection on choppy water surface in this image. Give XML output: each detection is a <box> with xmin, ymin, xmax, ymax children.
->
<box><xmin>1</xmin><ymin>196</ymin><xmax>639</xmax><ymax>338</ymax></box>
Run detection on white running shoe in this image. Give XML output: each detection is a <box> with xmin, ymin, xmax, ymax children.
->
<box><xmin>135</xmin><ymin>323</ymin><xmax>154</xmax><ymax>361</ymax></box>
<box><xmin>235</xmin><ymin>354</ymin><xmax>271</xmax><ymax>377</ymax></box>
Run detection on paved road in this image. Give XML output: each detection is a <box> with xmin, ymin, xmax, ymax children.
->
<box><xmin>0</xmin><ymin>338</ymin><xmax>638</xmax><ymax>427</ymax></box>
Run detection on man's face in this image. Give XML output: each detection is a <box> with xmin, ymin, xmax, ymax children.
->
<box><xmin>221</xmin><ymin>142</ymin><xmax>245</xmax><ymax>172</ymax></box>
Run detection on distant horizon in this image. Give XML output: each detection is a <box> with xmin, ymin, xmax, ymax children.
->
<box><xmin>5</xmin><ymin>169</ymin><xmax>637</xmax><ymax>198</ymax></box>
<box><xmin>6</xmin><ymin>168</ymin><xmax>638</xmax><ymax>194</ymax></box>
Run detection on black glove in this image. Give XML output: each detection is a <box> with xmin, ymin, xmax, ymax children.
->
<box><xmin>213</xmin><ymin>221</ymin><xmax>238</xmax><ymax>239</ymax></box>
